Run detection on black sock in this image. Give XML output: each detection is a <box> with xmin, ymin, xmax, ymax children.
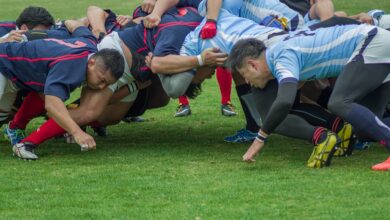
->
<box><xmin>236</xmin><ymin>84</ymin><xmax>260</xmax><ymax>133</ymax></box>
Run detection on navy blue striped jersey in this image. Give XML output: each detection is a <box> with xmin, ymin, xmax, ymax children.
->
<box><xmin>0</xmin><ymin>27</ymin><xmax>98</xmax><ymax>100</ymax></box>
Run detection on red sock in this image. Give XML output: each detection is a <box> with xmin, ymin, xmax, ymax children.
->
<box><xmin>216</xmin><ymin>67</ymin><xmax>232</xmax><ymax>105</ymax></box>
<box><xmin>10</xmin><ymin>92</ymin><xmax>45</xmax><ymax>130</ymax></box>
<box><xmin>312</xmin><ymin>127</ymin><xmax>327</xmax><ymax>145</ymax></box>
<box><xmin>21</xmin><ymin>118</ymin><xmax>66</xmax><ymax>146</ymax></box>
<box><xmin>178</xmin><ymin>96</ymin><xmax>189</xmax><ymax>105</ymax></box>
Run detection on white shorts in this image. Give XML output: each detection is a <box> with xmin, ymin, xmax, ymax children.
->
<box><xmin>350</xmin><ymin>27</ymin><xmax>390</xmax><ymax>64</ymax></box>
<box><xmin>98</xmin><ymin>32</ymin><xmax>138</xmax><ymax>103</ymax></box>
<box><xmin>0</xmin><ymin>73</ymin><xmax>18</xmax><ymax>112</ymax></box>
<box><xmin>379</xmin><ymin>14</ymin><xmax>390</xmax><ymax>30</ymax></box>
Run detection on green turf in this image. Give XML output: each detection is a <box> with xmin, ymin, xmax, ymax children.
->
<box><xmin>1</xmin><ymin>1</ymin><xmax>390</xmax><ymax>219</ymax></box>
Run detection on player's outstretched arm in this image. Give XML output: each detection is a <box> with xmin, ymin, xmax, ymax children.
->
<box><xmin>309</xmin><ymin>0</ymin><xmax>335</xmax><ymax>21</ymax></box>
<box><xmin>64</xmin><ymin>20</ymin><xmax>86</xmax><ymax>33</ymax></box>
<box><xmin>200</xmin><ymin>0</ymin><xmax>222</xmax><ymax>39</ymax></box>
<box><xmin>150</xmin><ymin>49</ymin><xmax>228</xmax><ymax>74</ymax></box>
<box><xmin>45</xmin><ymin>95</ymin><xmax>96</xmax><ymax>150</ymax></box>
<box><xmin>86</xmin><ymin>6</ymin><xmax>109</xmax><ymax>38</ymax></box>
<box><xmin>143</xmin><ymin>0</ymin><xmax>179</xmax><ymax>28</ymax></box>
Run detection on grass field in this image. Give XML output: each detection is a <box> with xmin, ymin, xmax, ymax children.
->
<box><xmin>1</xmin><ymin>1</ymin><xmax>390</xmax><ymax>219</ymax></box>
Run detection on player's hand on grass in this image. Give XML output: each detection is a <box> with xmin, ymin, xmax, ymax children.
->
<box><xmin>141</xmin><ymin>0</ymin><xmax>156</xmax><ymax>14</ymax></box>
<box><xmin>200</xmin><ymin>19</ymin><xmax>217</xmax><ymax>39</ymax></box>
<box><xmin>74</xmin><ymin>130</ymin><xmax>96</xmax><ymax>151</ymax></box>
<box><xmin>243</xmin><ymin>139</ymin><xmax>265</xmax><ymax>162</ymax></box>
<box><xmin>201</xmin><ymin>48</ymin><xmax>228</xmax><ymax>67</ymax></box>
<box><xmin>143</xmin><ymin>14</ymin><xmax>161</xmax><ymax>29</ymax></box>
<box><xmin>117</xmin><ymin>15</ymin><xmax>132</xmax><ymax>27</ymax></box>
<box><xmin>3</xmin><ymin>30</ymin><xmax>27</xmax><ymax>42</ymax></box>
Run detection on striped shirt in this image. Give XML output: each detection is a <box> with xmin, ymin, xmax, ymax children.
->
<box><xmin>266</xmin><ymin>24</ymin><xmax>377</xmax><ymax>84</ymax></box>
<box><xmin>0</xmin><ymin>27</ymin><xmax>97</xmax><ymax>100</ymax></box>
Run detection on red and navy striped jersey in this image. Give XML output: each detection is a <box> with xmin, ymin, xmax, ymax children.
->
<box><xmin>0</xmin><ymin>21</ymin><xmax>16</xmax><ymax>37</ymax></box>
<box><xmin>0</xmin><ymin>27</ymin><xmax>98</xmax><ymax>101</ymax></box>
<box><xmin>118</xmin><ymin>6</ymin><xmax>202</xmax><ymax>57</ymax></box>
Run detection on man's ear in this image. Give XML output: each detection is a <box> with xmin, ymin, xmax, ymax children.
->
<box><xmin>87</xmin><ymin>57</ymin><xmax>96</xmax><ymax>67</ymax></box>
<box><xmin>247</xmin><ymin>58</ymin><xmax>259</xmax><ymax>71</ymax></box>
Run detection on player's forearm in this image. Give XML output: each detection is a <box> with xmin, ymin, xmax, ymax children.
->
<box><xmin>64</xmin><ymin>20</ymin><xmax>85</xmax><ymax>33</ymax></box>
<box><xmin>69</xmin><ymin>87</ymin><xmax>113</xmax><ymax>125</ymax></box>
<box><xmin>45</xmin><ymin>95</ymin><xmax>84</xmax><ymax>136</ymax></box>
<box><xmin>151</xmin><ymin>55</ymin><xmax>199</xmax><ymax>74</ymax></box>
<box><xmin>261</xmin><ymin>82</ymin><xmax>298</xmax><ymax>134</ymax></box>
<box><xmin>152</xmin><ymin>0</ymin><xmax>180</xmax><ymax>17</ymax></box>
<box><xmin>206</xmin><ymin>0</ymin><xmax>223</xmax><ymax>20</ymax></box>
<box><xmin>87</xmin><ymin>6</ymin><xmax>108</xmax><ymax>34</ymax></box>
<box><xmin>310</xmin><ymin>0</ymin><xmax>334</xmax><ymax>21</ymax></box>
<box><xmin>109</xmin><ymin>86</ymin><xmax>130</xmax><ymax>104</ymax></box>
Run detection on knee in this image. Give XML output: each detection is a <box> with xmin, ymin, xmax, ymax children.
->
<box><xmin>327</xmin><ymin>96</ymin><xmax>347</xmax><ymax>117</ymax></box>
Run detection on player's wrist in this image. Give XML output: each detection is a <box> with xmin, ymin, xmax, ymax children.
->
<box><xmin>255</xmin><ymin>130</ymin><xmax>269</xmax><ymax>143</ymax></box>
<box><xmin>196</xmin><ymin>54</ymin><xmax>204</xmax><ymax>66</ymax></box>
<box><xmin>206</xmin><ymin>18</ymin><xmax>217</xmax><ymax>24</ymax></box>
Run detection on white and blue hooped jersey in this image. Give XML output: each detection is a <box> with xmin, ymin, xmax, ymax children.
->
<box><xmin>266</xmin><ymin>24</ymin><xmax>378</xmax><ymax>84</ymax></box>
<box><xmin>180</xmin><ymin>10</ymin><xmax>286</xmax><ymax>57</ymax></box>
<box><xmin>240</xmin><ymin>0</ymin><xmax>304</xmax><ymax>31</ymax></box>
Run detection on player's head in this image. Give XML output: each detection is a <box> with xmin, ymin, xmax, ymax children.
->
<box><xmin>227</xmin><ymin>38</ymin><xmax>270</xmax><ymax>88</ymax></box>
<box><xmin>16</xmin><ymin>6</ymin><xmax>55</xmax><ymax>30</ymax></box>
<box><xmin>87</xmin><ymin>49</ymin><xmax>125</xmax><ymax>90</ymax></box>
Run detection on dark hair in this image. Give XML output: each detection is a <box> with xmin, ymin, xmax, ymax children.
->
<box><xmin>185</xmin><ymin>83</ymin><xmax>202</xmax><ymax>99</ymax></box>
<box><xmin>93</xmin><ymin>49</ymin><xmax>125</xmax><ymax>80</ymax></box>
<box><xmin>16</xmin><ymin>6</ymin><xmax>55</xmax><ymax>29</ymax></box>
<box><xmin>227</xmin><ymin>38</ymin><xmax>266</xmax><ymax>75</ymax></box>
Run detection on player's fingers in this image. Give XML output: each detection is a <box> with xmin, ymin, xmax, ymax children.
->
<box><xmin>213</xmin><ymin>53</ymin><xmax>228</xmax><ymax>58</ymax></box>
<box><xmin>210</xmin><ymin>47</ymin><xmax>221</xmax><ymax>53</ymax></box>
<box><xmin>11</xmin><ymin>36</ymin><xmax>23</xmax><ymax>42</ymax></box>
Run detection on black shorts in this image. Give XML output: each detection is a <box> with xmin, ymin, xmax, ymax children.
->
<box><xmin>125</xmin><ymin>87</ymin><xmax>150</xmax><ymax>117</ymax></box>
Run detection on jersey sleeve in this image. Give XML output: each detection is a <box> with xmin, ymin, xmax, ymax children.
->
<box><xmin>71</xmin><ymin>26</ymin><xmax>97</xmax><ymax>43</ymax></box>
<box><xmin>45</xmin><ymin>58</ymin><xmax>88</xmax><ymax>101</ymax></box>
<box><xmin>271</xmin><ymin>49</ymin><xmax>300</xmax><ymax>84</ymax></box>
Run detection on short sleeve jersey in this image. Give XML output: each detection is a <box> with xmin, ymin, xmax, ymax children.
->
<box><xmin>266</xmin><ymin>24</ymin><xmax>377</xmax><ymax>84</ymax></box>
<box><xmin>0</xmin><ymin>27</ymin><xmax>98</xmax><ymax>101</ymax></box>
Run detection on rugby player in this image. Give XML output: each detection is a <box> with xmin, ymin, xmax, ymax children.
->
<box><xmin>0</xmin><ymin>20</ymin><xmax>125</xmax><ymax>159</ymax></box>
<box><xmin>228</xmin><ymin>17</ymin><xmax>390</xmax><ymax>167</ymax></box>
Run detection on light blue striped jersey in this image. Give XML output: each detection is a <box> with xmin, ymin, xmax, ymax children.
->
<box><xmin>197</xmin><ymin>0</ymin><xmax>243</xmax><ymax>17</ymax></box>
<box><xmin>180</xmin><ymin>10</ymin><xmax>285</xmax><ymax>57</ymax></box>
<box><xmin>266</xmin><ymin>24</ymin><xmax>377</xmax><ymax>84</ymax></box>
<box><xmin>240</xmin><ymin>0</ymin><xmax>304</xmax><ymax>31</ymax></box>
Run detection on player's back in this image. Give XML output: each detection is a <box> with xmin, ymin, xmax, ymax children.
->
<box><xmin>181</xmin><ymin>10</ymin><xmax>285</xmax><ymax>56</ymax></box>
<box><xmin>0</xmin><ymin>30</ymin><xmax>97</xmax><ymax>91</ymax></box>
<box><xmin>268</xmin><ymin>23</ymin><xmax>377</xmax><ymax>81</ymax></box>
